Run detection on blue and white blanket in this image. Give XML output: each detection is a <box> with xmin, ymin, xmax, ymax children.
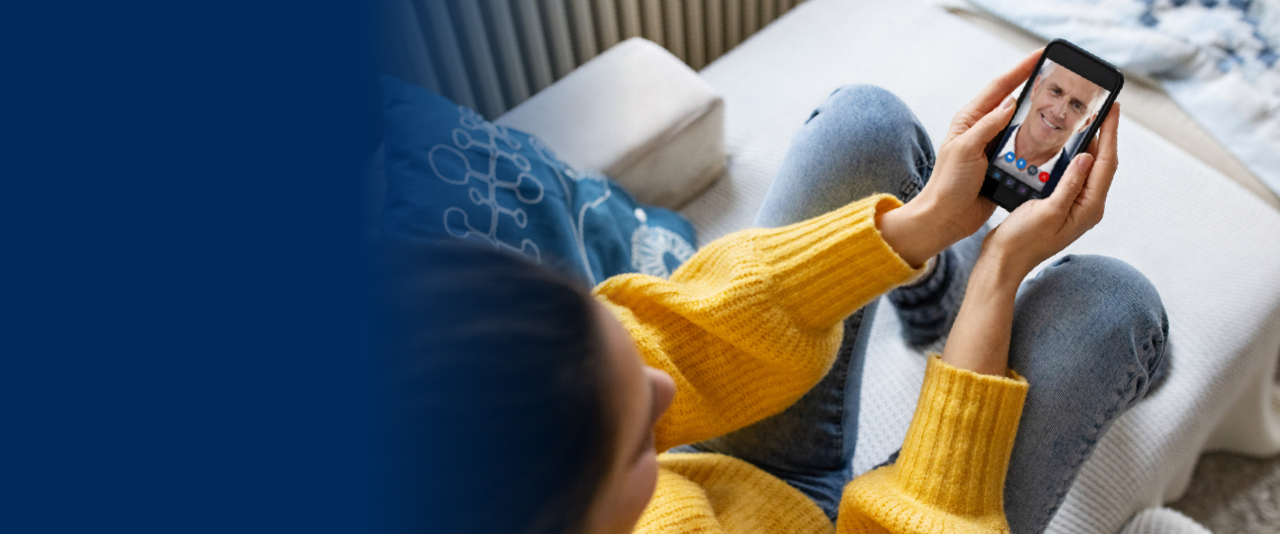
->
<box><xmin>965</xmin><ymin>0</ymin><xmax>1280</xmax><ymax>196</ymax></box>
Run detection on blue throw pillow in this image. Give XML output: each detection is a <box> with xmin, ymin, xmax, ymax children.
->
<box><xmin>379</xmin><ymin>75</ymin><xmax>697</xmax><ymax>286</ymax></box>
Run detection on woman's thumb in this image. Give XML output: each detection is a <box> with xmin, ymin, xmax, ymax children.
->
<box><xmin>1047</xmin><ymin>153</ymin><xmax>1093</xmax><ymax>211</ymax></box>
<box><xmin>960</xmin><ymin>96</ymin><xmax>1017</xmax><ymax>150</ymax></box>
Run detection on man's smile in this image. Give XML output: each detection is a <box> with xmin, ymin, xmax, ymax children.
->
<box><xmin>1038</xmin><ymin>111</ymin><xmax>1062</xmax><ymax>130</ymax></box>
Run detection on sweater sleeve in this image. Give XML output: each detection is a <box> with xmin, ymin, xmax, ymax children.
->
<box><xmin>592</xmin><ymin>194</ymin><xmax>920</xmax><ymax>452</ymax></box>
<box><xmin>837</xmin><ymin>355</ymin><xmax>1029</xmax><ymax>534</ymax></box>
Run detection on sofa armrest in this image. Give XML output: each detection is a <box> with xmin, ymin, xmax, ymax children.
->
<box><xmin>494</xmin><ymin>38</ymin><xmax>725</xmax><ymax>209</ymax></box>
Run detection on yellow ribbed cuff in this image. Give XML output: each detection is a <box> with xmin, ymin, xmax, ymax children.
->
<box><xmin>840</xmin><ymin>355</ymin><xmax>1028</xmax><ymax>533</ymax></box>
<box><xmin>895</xmin><ymin>355</ymin><xmax>1027</xmax><ymax>515</ymax></box>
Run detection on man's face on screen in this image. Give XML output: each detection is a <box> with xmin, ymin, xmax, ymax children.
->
<box><xmin>1025</xmin><ymin>65</ymin><xmax>1102</xmax><ymax>152</ymax></box>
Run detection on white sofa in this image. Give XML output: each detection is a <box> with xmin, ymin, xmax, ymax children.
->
<box><xmin>385</xmin><ymin>1</ymin><xmax>1280</xmax><ymax>532</ymax></box>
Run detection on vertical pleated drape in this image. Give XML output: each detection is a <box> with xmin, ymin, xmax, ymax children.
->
<box><xmin>641</xmin><ymin>0</ymin><xmax>664</xmax><ymax>47</ymax></box>
<box><xmin>483</xmin><ymin>0</ymin><xmax>532</xmax><ymax>105</ymax></box>
<box><xmin>384</xmin><ymin>0</ymin><xmax>807</xmax><ymax>119</ymax></box>
<box><xmin>618</xmin><ymin>0</ymin><xmax>643</xmax><ymax>39</ymax></box>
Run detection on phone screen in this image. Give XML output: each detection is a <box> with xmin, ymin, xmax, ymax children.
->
<box><xmin>990</xmin><ymin>58</ymin><xmax>1111</xmax><ymax>199</ymax></box>
<box><xmin>980</xmin><ymin>41</ymin><xmax>1122</xmax><ymax>210</ymax></box>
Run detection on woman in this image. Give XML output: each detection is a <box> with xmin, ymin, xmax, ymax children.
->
<box><xmin>383</xmin><ymin>50</ymin><xmax>1167</xmax><ymax>534</ymax></box>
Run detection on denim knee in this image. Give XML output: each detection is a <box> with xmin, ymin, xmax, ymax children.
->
<box><xmin>820</xmin><ymin>85</ymin><xmax>913</xmax><ymax>125</ymax></box>
<box><xmin>1002</xmin><ymin>256</ymin><xmax>1168</xmax><ymax>534</ymax></box>
<box><xmin>809</xmin><ymin>85</ymin><xmax>935</xmax><ymax>200</ymax></box>
<box><xmin>1033</xmin><ymin>255</ymin><xmax>1169</xmax><ymax>398</ymax></box>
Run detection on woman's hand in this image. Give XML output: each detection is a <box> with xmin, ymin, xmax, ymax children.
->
<box><xmin>941</xmin><ymin>102</ymin><xmax>1120</xmax><ymax>377</ymax></box>
<box><xmin>879</xmin><ymin>49</ymin><xmax>1042</xmax><ymax>267</ymax></box>
<box><xmin>980</xmin><ymin>103</ymin><xmax>1120</xmax><ymax>281</ymax></box>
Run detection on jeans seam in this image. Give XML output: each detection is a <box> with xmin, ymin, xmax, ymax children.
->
<box><xmin>820</xmin><ymin>310</ymin><xmax>862</xmax><ymax>521</ymax></box>
<box><xmin>835</xmin><ymin>310</ymin><xmax>861</xmax><ymax>469</ymax></box>
<box><xmin>1142</xmin><ymin>323</ymin><xmax>1167</xmax><ymax>394</ymax></box>
<box><xmin>904</xmin><ymin>152</ymin><xmax>931</xmax><ymax>202</ymax></box>
<box><xmin>900</xmin><ymin>176</ymin><xmax>920</xmax><ymax>202</ymax></box>
<box><xmin>826</xmin><ymin>352</ymin><xmax>849</xmax><ymax>520</ymax></box>
<box><xmin>1027</xmin><ymin>365</ymin><xmax>1141</xmax><ymax>534</ymax></box>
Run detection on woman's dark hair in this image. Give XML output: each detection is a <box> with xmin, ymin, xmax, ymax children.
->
<box><xmin>377</xmin><ymin>240</ymin><xmax>616</xmax><ymax>534</ymax></box>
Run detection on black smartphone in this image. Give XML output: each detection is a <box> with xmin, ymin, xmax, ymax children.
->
<box><xmin>980</xmin><ymin>39</ymin><xmax>1123</xmax><ymax>211</ymax></box>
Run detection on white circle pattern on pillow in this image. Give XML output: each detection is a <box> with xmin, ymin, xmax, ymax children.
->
<box><xmin>630</xmin><ymin>225</ymin><xmax>695</xmax><ymax>278</ymax></box>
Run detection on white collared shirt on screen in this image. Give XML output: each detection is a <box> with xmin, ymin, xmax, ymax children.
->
<box><xmin>997</xmin><ymin>122</ymin><xmax>1063</xmax><ymax>191</ymax></box>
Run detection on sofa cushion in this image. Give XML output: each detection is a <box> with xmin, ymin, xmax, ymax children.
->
<box><xmin>379</xmin><ymin>75</ymin><xmax>696</xmax><ymax>286</ymax></box>
<box><xmin>495</xmin><ymin>38</ymin><xmax>725</xmax><ymax>209</ymax></box>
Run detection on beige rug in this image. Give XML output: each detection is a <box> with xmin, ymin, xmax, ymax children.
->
<box><xmin>1170</xmin><ymin>452</ymin><xmax>1280</xmax><ymax>533</ymax></box>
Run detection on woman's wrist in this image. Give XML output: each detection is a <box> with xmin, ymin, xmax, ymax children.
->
<box><xmin>877</xmin><ymin>199</ymin><xmax>955</xmax><ymax>269</ymax></box>
<box><xmin>940</xmin><ymin>254</ymin><xmax>1021</xmax><ymax>376</ymax></box>
<box><xmin>970</xmin><ymin>247</ymin><xmax>1029</xmax><ymax>295</ymax></box>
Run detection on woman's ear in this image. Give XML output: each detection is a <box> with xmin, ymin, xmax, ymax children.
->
<box><xmin>645</xmin><ymin>367</ymin><xmax>676</xmax><ymax>425</ymax></box>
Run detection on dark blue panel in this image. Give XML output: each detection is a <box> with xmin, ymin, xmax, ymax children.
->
<box><xmin>3</xmin><ymin>1</ymin><xmax>375</xmax><ymax>532</ymax></box>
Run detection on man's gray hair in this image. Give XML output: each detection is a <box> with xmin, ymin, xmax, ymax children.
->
<box><xmin>1037</xmin><ymin>59</ymin><xmax>1106</xmax><ymax>116</ymax></box>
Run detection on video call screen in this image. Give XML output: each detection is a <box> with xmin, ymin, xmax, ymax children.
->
<box><xmin>990</xmin><ymin>58</ymin><xmax>1111</xmax><ymax>194</ymax></box>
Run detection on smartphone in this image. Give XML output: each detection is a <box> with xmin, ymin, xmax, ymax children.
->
<box><xmin>980</xmin><ymin>39</ymin><xmax>1123</xmax><ymax>211</ymax></box>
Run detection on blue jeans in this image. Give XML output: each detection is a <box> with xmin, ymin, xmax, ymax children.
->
<box><xmin>673</xmin><ymin>86</ymin><xmax>1169</xmax><ymax>534</ymax></box>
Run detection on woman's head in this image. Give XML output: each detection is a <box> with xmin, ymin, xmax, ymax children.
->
<box><xmin>579</xmin><ymin>300</ymin><xmax>675</xmax><ymax>534</ymax></box>
<box><xmin>379</xmin><ymin>242</ymin><xmax>673</xmax><ymax>534</ymax></box>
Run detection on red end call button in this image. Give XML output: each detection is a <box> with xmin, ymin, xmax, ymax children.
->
<box><xmin>1039</xmin><ymin>171</ymin><xmax>1050</xmax><ymax>183</ymax></box>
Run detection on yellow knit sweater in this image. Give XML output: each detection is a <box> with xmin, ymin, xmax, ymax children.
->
<box><xmin>593</xmin><ymin>194</ymin><xmax>1029</xmax><ymax>534</ymax></box>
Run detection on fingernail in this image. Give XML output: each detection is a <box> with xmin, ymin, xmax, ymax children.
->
<box><xmin>1075</xmin><ymin>153</ymin><xmax>1094</xmax><ymax>173</ymax></box>
<box><xmin>1002</xmin><ymin>96</ymin><xmax>1015</xmax><ymax>109</ymax></box>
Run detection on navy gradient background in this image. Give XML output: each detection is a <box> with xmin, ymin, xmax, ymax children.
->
<box><xmin>3</xmin><ymin>1</ymin><xmax>375</xmax><ymax>531</ymax></box>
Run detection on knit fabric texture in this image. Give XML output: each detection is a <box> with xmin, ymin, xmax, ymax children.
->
<box><xmin>594</xmin><ymin>194</ymin><xmax>1030</xmax><ymax>533</ymax></box>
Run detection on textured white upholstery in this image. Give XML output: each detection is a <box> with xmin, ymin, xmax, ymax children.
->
<box><xmin>1119</xmin><ymin>508</ymin><xmax>1212</xmax><ymax>534</ymax></box>
<box><xmin>495</xmin><ymin>38</ymin><xmax>724</xmax><ymax>209</ymax></box>
<box><xmin>679</xmin><ymin>1</ymin><xmax>1280</xmax><ymax>533</ymax></box>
